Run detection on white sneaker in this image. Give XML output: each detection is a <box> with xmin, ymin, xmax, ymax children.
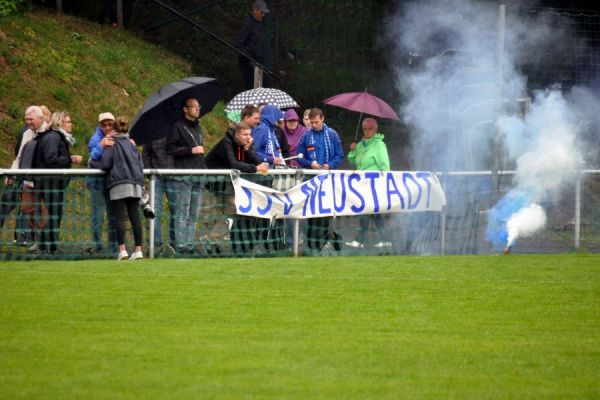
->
<box><xmin>129</xmin><ymin>251</ymin><xmax>143</xmax><ymax>260</ymax></box>
<box><xmin>117</xmin><ymin>250</ymin><xmax>128</xmax><ymax>260</ymax></box>
<box><xmin>322</xmin><ymin>242</ymin><xmax>334</xmax><ymax>250</ymax></box>
<box><xmin>345</xmin><ymin>240</ymin><xmax>364</xmax><ymax>249</ymax></box>
<box><xmin>374</xmin><ymin>241</ymin><xmax>392</xmax><ymax>248</ymax></box>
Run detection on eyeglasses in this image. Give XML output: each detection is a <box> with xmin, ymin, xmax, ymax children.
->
<box><xmin>64</xmin><ymin>120</ymin><xmax>73</xmax><ymax>124</ymax></box>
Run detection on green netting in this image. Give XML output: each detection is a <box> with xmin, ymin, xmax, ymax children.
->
<box><xmin>1</xmin><ymin>171</ymin><xmax>599</xmax><ymax>260</ymax></box>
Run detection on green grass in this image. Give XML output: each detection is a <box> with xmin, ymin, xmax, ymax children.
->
<box><xmin>1</xmin><ymin>254</ymin><xmax>599</xmax><ymax>399</ymax></box>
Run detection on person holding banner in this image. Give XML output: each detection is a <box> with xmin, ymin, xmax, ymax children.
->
<box><xmin>206</xmin><ymin>122</ymin><xmax>268</xmax><ymax>254</ymax></box>
<box><xmin>296</xmin><ymin>108</ymin><xmax>344</xmax><ymax>251</ymax></box>
<box><xmin>345</xmin><ymin>118</ymin><xmax>393</xmax><ymax>249</ymax></box>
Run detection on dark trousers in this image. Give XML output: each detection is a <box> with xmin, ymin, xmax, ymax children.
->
<box><xmin>306</xmin><ymin>217</ymin><xmax>331</xmax><ymax>250</ymax></box>
<box><xmin>112</xmin><ymin>197</ymin><xmax>143</xmax><ymax>247</ymax></box>
<box><xmin>38</xmin><ymin>178</ymin><xmax>67</xmax><ymax>252</ymax></box>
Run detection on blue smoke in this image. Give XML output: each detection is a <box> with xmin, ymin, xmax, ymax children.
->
<box><xmin>485</xmin><ymin>187</ymin><xmax>539</xmax><ymax>249</ymax></box>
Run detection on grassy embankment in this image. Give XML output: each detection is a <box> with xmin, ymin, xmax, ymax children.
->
<box><xmin>0</xmin><ymin>7</ymin><xmax>228</xmax><ymax>168</ymax></box>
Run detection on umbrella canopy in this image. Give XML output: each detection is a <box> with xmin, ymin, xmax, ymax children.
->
<box><xmin>130</xmin><ymin>76</ymin><xmax>225</xmax><ymax>145</ymax></box>
<box><xmin>323</xmin><ymin>91</ymin><xmax>400</xmax><ymax>121</ymax></box>
<box><xmin>225</xmin><ymin>87</ymin><xmax>299</xmax><ymax>113</ymax></box>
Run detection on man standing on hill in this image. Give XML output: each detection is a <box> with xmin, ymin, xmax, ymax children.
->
<box><xmin>165</xmin><ymin>98</ymin><xmax>207</xmax><ymax>255</ymax></box>
<box><xmin>297</xmin><ymin>108</ymin><xmax>344</xmax><ymax>251</ymax></box>
<box><xmin>236</xmin><ymin>0</ymin><xmax>270</xmax><ymax>89</ymax></box>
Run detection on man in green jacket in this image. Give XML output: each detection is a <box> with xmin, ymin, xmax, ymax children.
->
<box><xmin>345</xmin><ymin>118</ymin><xmax>392</xmax><ymax>249</ymax></box>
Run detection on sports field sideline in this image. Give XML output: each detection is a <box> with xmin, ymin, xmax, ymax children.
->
<box><xmin>1</xmin><ymin>254</ymin><xmax>598</xmax><ymax>399</ymax></box>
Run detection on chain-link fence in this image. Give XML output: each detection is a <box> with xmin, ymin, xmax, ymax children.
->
<box><xmin>1</xmin><ymin>169</ymin><xmax>598</xmax><ymax>260</ymax></box>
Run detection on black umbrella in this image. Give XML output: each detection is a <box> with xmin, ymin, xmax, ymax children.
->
<box><xmin>130</xmin><ymin>76</ymin><xmax>225</xmax><ymax>144</ymax></box>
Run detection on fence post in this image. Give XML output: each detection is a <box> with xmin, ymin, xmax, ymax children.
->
<box><xmin>149</xmin><ymin>175</ymin><xmax>156</xmax><ymax>258</ymax></box>
<box><xmin>574</xmin><ymin>172</ymin><xmax>581</xmax><ymax>249</ymax></box>
<box><xmin>292</xmin><ymin>169</ymin><xmax>304</xmax><ymax>257</ymax></box>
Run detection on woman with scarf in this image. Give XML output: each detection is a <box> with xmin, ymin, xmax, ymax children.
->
<box><xmin>282</xmin><ymin>109</ymin><xmax>306</xmax><ymax>168</ymax></box>
<box><xmin>32</xmin><ymin>111</ymin><xmax>83</xmax><ymax>253</ymax></box>
<box><xmin>91</xmin><ymin>117</ymin><xmax>145</xmax><ymax>260</ymax></box>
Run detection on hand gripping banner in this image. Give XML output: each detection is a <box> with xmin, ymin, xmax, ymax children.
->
<box><xmin>233</xmin><ymin>171</ymin><xmax>446</xmax><ymax>219</ymax></box>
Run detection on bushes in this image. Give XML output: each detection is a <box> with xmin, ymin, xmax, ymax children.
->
<box><xmin>0</xmin><ymin>0</ymin><xmax>28</xmax><ymax>16</ymax></box>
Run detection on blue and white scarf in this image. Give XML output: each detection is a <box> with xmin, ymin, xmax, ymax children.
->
<box><xmin>306</xmin><ymin>123</ymin><xmax>332</xmax><ymax>164</ymax></box>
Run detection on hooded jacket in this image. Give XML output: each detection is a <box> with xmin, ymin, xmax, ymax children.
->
<box><xmin>347</xmin><ymin>133</ymin><xmax>390</xmax><ymax>171</ymax></box>
<box><xmin>206</xmin><ymin>128</ymin><xmax>261</xmax><ymax>173</ymax></box>
<box><xmin>252</xmin><ymin>105</ymin><xmax>284</xmax><ymax>165</ymax></box>
<box><xmin>283</xmin><ymin>109</ymin><xmax>307</xmax><ymax>159</ymax></box>
<box><xmin>90</xmin><ymin>134</ymin><xmax>145</xmax><ymax>190</ymax></box>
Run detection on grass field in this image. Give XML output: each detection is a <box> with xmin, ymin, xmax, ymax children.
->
<box><xmin>1</xmin><ymin>254</ymin><xmax>598</xmax><ymax>399</ymax></box>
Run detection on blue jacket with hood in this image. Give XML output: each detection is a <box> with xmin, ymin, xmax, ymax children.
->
<box><xmin>252</xmin><ymin>105</ymin><xmax>284</xmax><ymax>165</ymax></box>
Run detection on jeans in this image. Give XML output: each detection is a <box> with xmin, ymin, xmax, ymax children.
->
<box><xmin>88</xmin><ymin>178</ymin><xmax>118</xmax><ymax>252</ymax></box>
<box><xmin>173</xmin><ymin>179</ymin><xmax>203</xmax><ymax>251</ymax></box>
<box><xmin>150</xmin><ymin>177</ymin><xmax>176</xmax><ymax>247</ymax></box>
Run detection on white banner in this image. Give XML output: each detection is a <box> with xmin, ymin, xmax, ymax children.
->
<box><xmin>233</xmin><ymin>171</ymin><xmax>446</xmax><ymax>219</ymax></box>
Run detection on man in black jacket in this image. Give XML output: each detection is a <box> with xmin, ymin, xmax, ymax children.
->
<box><xmin>236</xmin><ymin>0</ymin><xmax>270</xmax><ymax>89</ymax></box>
<box><xmin>165</xmin><ymin>98</ymin><xmax>206</xmax><ymax>255</ymax></box>
<box><xmin>206</xmin><ymin>122</ymin><xmax>268</xmax><ymax>254</ymax></box>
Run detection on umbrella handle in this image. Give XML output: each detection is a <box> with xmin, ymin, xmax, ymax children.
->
<box><xmin>353</xmin><ymin>112</ymin><xmax>363</xmax><ymax>142</ymax></box>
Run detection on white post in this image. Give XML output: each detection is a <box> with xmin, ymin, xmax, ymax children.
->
<box><xmin>149</xmin><ymin>176</ymin><xmax>156</xmax><ymax>258</ymax></box>
<box><xmin>253</xmin><ymin>66</ymin><xmax>263</xmax><ymax>88</ymax></box>
<box><xmin>574</xmin><ymin>173</ymin><xmax>581</xmax><ymax>249</ymax></box>
<box><xmin>492</xmin><ymin>4</ymin><xmax>506</xmax><ymax>203</ymax></box>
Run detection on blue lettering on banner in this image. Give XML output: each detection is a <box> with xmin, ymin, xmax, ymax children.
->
<box><xmin>348</xmin><ymin>173</ymin><xmax>365</xmax><ymax>213</ymax></box>
<box><xmin>364</xmin><ymin>171</ymin><xmax>381</xmax><ymax>213</ymax></box>
<box><xmin>301</xmin><ymin>179</ymin><xmax>318</xmax><ymax>216</ymax></box>
<box><xmin>403</xmin><ymin>172</ymin><xmax>422</xmax><ymax>210</ymax></box>
<box><xmin>317</xmin><ymin>175</ymin><xmax>331</xmax><ymax>214</ymax></box>
<box><xmin>417</xmin><ymin>172</ymin><xmax>432</xmax><ymax>208</ymax></box>
<box><xmin>386</xmin><ymin>172</ymin><xmax>404</xmax><ymax>210</ymax></box>
<box><xmin>272</xmin><ymin>193</ymin><xmax>294</xmax><ymax>215</ymax></box>
<box><xmin>332</xmin><ymin>172</ymin><xmax>347</xmax><ymax>212</ymax></box>
<box><xmin>239</xmin><ymin>187</ymin><xmax>253</xmax><ymax>213</ymax></box>
<box><xmin>257</xmin><ymin>192</ymin><xmax>272</xmax><ymax>215</ymax></box>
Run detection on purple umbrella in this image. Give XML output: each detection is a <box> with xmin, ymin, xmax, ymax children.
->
<box><xmin>323</xmin><ymin>90</ymin><xmax>400</xmax><ymax>139</ymax></box>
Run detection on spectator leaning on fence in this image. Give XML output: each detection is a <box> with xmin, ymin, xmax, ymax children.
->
<box><xmin>345</xmin><ymin>117</ymin><xmax>393</xmax><ymax>250</ymax></box>
<box><xmin>206</xmin><ymin>121</ymin><xmax>269</xmax><ymax>254</ymax></box>
<box><xmin>165</xmin><ymin>97</ymin><xmax>207</xmax><ymax>256</ymax></box>
<box><xmin>31</xmin><ymin>111</ymin><xmax>83</xmax><ymax>254</ymax></box>
<box><xmin>253</xmin><ymin>104</ymin><xmax>285</xmax><ymax>166</ymax></box>
<box><xmin>86</xmin><ymin>112</ymin><xmax>119</xmax><ymax>254</ymax></box>
<box><xmin>297</xmin><ymin>107</ymin><xmax>344</xmax><ymax>251</ymax></box>
<box><xmin>91</xmin><ymin>117</ymin><xmax>145</xmax><ymax>261</ymax></box>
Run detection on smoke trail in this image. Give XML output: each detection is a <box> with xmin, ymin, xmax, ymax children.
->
<box><xmin>506</xmin><ymin>203</ymin><xmax>547</xmax><ymax>247</ymax></box>
<box><xmin>383</xmin><ymin>0</ymin><xmax>595</xmax><ymax>253</ymax></box>
<box><xmin>486</xmin><ymin>89</ymin><xmax>582</xmax><ymax>249</ymax></box>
